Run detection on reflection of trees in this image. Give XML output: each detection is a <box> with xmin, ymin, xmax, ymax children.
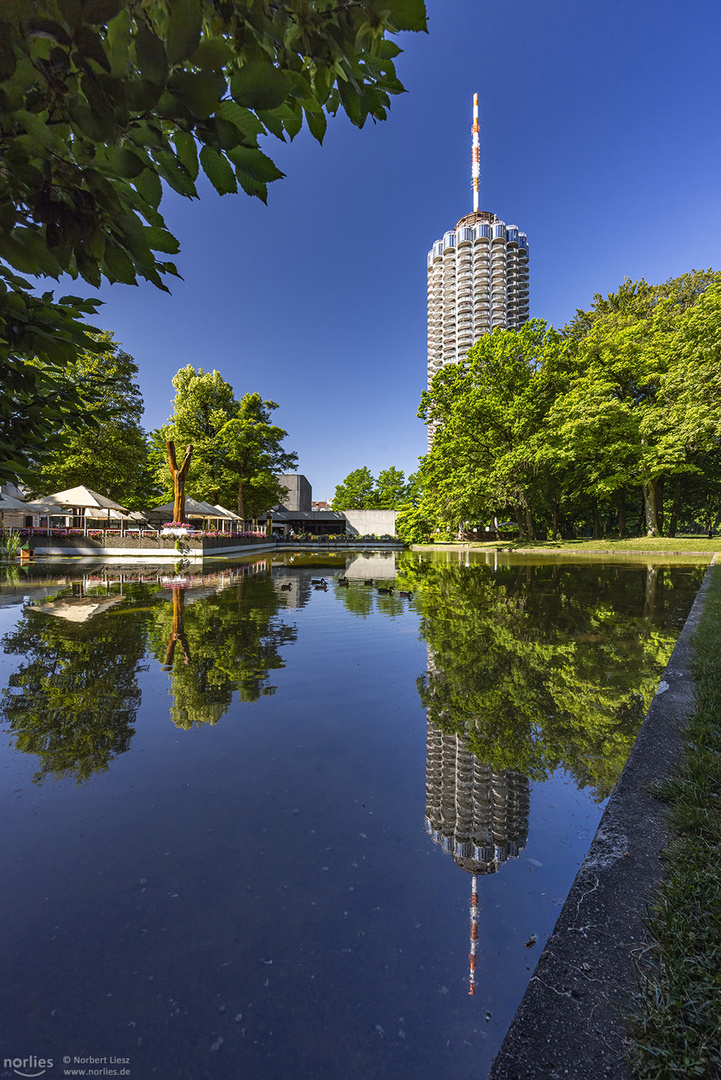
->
<box><xmin>414</xmin><ymin>561</ymin><xmax>702</xmax><ymax>800</ymax></box>
<box><xmin>149</xmin><ymin>573</ymin><xmax>297</xmax><ymax>728</ymax></box>
<box><xmin>335</xmin><ymin>583</ymin><xmax>406</xmax><ymax>620</ymax></box>
<box><xmin>0</xmin><ymin>587</ymin><xmax>154</xmax><ymax>783</ymax></box>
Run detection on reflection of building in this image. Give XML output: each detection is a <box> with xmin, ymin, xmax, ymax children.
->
<box><xmin>425</xmin><ymin>719</ymin><xmax>529</xmax><ymax>874</ymax></box>
<box><xmin>425</xmin><ymin>716</ymin><xmax>530</xmax><ymax>994</ymax></box>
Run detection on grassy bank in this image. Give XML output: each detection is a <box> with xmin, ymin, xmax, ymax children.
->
<box><xmin>629</xmin><ymin>563</ymin><xmax>721</xmax><ymax>1078</ymax></box>
<box><xmin>414</xmin><ymin>536</ymin><xmax>719</xmax><ymax>554</ymax></box>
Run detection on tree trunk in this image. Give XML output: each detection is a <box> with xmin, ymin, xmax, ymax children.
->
<box><xmin>163</xmin><ymin>588</ymin><xmax>191</xmax><ymax>669</ymax></box>
<box><xmin>617</xmin><ymin>490</ymin><xmax>626</xmax><ymax>538</ymax></box>
<box><xmin>643</xmin><ymin>481</ymin><xmax>659</xmax><ymax>536</ymax></box>
<box><xmin>656</xmin><ymin>477</ymin><xmax>664</xmax><ymax>536</ymax></box>
<box><xmin>514</xmin><ymin>505</ymin><xmax>525</xmax><ymax>540</ymax></box>
<box><xmin>644</xmin><ymin>565</ymin><xmax>659</xmax><ymax>618</ymax></box>
<box><xmin>668</xmin><ymin>477</ymin><xmax>681</xmax><ymax>538</ymax></box>
<box><xmin>525</xmin><ymin>507</ymin><xmax>536</xmax><ymax>541</ymax></box>
<box><xmin>592</xmin><ymin>499</ymin><xmax>600</xmax><ymax>539</ymax></box>
<box><xmin>551</xmin><ymin>499</ymin><xmax>559</xmax><ymax>540</ymax></box>
<box><xmin>237</xmin><ymin>480</ymin><xmax>245</xmax><ymax>522</ymax></box>
<box><xmin>167</xmin><ymin>441</ymin><xmax>193</xmax><ymax>523</ymax></box>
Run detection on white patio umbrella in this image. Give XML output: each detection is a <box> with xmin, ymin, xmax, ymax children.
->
<box><xmin>40</xmin><ymin>486</ymin><xmax>131</xmax><ymax>533</ymax></box>
<box><xmin>0</xmin><ymin>492</ymin><xmax>62</xmax><ymax>530</ymax></box>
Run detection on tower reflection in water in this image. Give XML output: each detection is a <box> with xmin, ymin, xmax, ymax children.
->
<box><xmin>425</xmin><ymin>717</ymin><xmax>530</xmax><ymax>995</ymax></box>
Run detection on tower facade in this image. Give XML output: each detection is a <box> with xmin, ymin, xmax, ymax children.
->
<box><xmin>427</xmin><ymin>97</ymin><xmax>529</xmax><ymax>386</ymax></box>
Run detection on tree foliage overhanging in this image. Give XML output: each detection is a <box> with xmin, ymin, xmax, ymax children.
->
<box><xmin>0</xmin><ymin>0</ymin><xmax>427</xmax><ymax>482</ymax></box>
<box><xmin>410</xmin><ymin>271</ymin><xmax>721</xmax><ymax>543</ymax></box>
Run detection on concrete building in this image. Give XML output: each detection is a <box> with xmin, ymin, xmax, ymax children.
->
<box><xmin>427</xmin><ymin>95</ymin><xmax>529</xmax><ymax>386</ymax></box>
<box><xmin>278</xmin><ymin>473</ymin><xmax>312</xmax><ymax>513</ymax></box>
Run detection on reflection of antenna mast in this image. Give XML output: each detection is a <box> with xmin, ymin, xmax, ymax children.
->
<box><xmin>471</xmin><ymin>93</ymin><xmax>480</xmax><ymax>212</ymax></box>
<box><xmin>468</xmin><ymin>875</ymin><xmax>479</xmax><ymax>995</ymax></box>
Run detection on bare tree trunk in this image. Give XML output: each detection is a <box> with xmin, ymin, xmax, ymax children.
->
<box><xmin>643</xmin><ymin>480</ymin><xmax>659</xmax><ymax>536</ymax></box>
<box><xmin>167</xmin><ymin>441</ymin><xmax>193</xmax><ymax>523</ymax></box>
<box><xmin>656</xmin><ymin>477</ymin><xmax>664</xmax><ymax>536</ymax></box>
<box><xmin>643</xmin><ymin>565</ymin><xmax>659</xmax><ymax>618</ymax></box>
<box><xmin>668</xmin><ymin>477</ymin><xmax>681</xmax><ymax>537</ymax></box>
<box><xmin>525</xmin><ymin>507</ymin><xmax>536</xmax><ymax>541</ymax></box>
<box><xmin>551</xmin><ymin>499</ymin><xmax>559</xmax><ymax>540</ymax></box>
<box><xmin>163</xmin><ymin>588</ymin><xmax>191</xmax><ymax>669</ymax></box>
<box><xmin>237</xmin><ymin>480</ymin><xmax>245</xmax><ymax>522</ymax></box>
<box><xmin>592</xmin><ymin>499</ymin><xmax>600</xmax><ymax>539</ymax></box>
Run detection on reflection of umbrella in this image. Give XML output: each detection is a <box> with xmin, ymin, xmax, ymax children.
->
<box><xmin>34</xmin><ymin>595</ymin><xmax>124</xmax><ymax>622</ymax></box>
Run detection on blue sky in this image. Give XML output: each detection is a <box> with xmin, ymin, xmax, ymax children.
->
<box><xmin>90</xmin><ymin>0</ymin><xmax>721</xmax><ymax>501</ymax></box>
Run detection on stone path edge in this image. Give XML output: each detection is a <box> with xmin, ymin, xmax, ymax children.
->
<box><xmin>488</xmin><ymin>557</ymin><xmax>718</xmax><ymax>1080</ymax></box>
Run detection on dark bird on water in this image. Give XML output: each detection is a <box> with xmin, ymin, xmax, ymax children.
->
<box><xmin>377</xmin><ymin>586</ymin><xmax>393</xmax><ymax>595</ymax></box>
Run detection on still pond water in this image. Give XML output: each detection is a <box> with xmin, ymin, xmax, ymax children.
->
<box><xmin>0</xmin><ymin>550</ymin><xmax>708</xmax><ymax>1079</ymax></box>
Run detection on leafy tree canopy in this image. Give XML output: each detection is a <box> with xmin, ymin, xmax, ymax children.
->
<box><xmin>417</xmin><ymin>272</ymin><xmax>721</xmax><ymax>541</ymax></box>
<box><xmin>155</xmin><ymin>364</ymin><xmax>297</xmax><ymax>517</ymax></box>
<box><xmin>331</xmin><ymin>465</ymin><xmax>377</xmax><ymax>510</ymax></box>
<box><xmin>0</xmin><ymin>0</ymin><xmax>427</xmax><ymax>481</ymax></box>
<box><xmin>27</xmin><ymin>332</ymin><xmax>158</xmax><ymax>508</ymax></box>
<box><xmin>331</xmin><ymin>464</ymin><xmax>413</xmax><ymax>510</ymax></box>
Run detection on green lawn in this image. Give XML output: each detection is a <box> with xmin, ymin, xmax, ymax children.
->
<box><xmin>414</xmin><ymin>536</ymin><xmax>720</xmax><ymax>554</ymax></box>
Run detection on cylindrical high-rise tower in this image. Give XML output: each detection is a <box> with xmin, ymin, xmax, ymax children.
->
<box><xmin>427</xmin><ymin>98</ymin><xmax>529</xmax><ymax>388</ymax></box>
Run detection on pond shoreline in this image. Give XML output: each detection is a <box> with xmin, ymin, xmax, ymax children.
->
<box><xmin>488</xmin><ymin>557</ymin><xmax>717</xmax><ymax>1080</ymax></box>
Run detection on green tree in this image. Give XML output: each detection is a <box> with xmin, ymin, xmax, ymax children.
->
<box><xmin>419</xmin><ymin>320</ymin><xmax>568</xmax><ymax>539</ymax></box>
<box><xmin>554</xmin><ymin>272</ymin><xmax>721</xmax><ymax>536</ymax></box>
<box><xmin>331</xmin><ymin>466</ymin><xmax>376</xmax><ymax>510</ymax></box>
<box><xmin>28</xmin><ymin>333</ymin><xmax>157</xmax><ymax>509</ymax></box>
<box><xmin>157</xmin><ymin>368</ymin><xmax>296</xmax><ymax>517</ymax></box>
<box><xmin>218</xmin><ymin>393</ymin><xmax>297</xmax><ymax>518</ymax></box>
<box><xmin>374</xmin><ymin>465</ymin><xmax>410</xmax><ymax>509</ymax></box>
<box><xmin>154</xmin><ymin>364</ymin><xmax>238</xmax><ymax>502</ymax></box>
<box><xmin>0</xmin><ymin>0</ymin><xmax>427</xmax><ymax>481</ymax></box>
<box><xmin>0</xmin><ymin>294</ymin><xmax>113</xmax><ymax>483</ymax></box>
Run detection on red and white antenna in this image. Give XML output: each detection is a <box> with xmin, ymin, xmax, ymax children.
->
<box><xmin>471</xmin><ymin>93</ymin><xmax>480</xmax><ymax>213</ymax></box>
<box><xmin>468</xmin><ymin>874</ymin><xmax>479</xmax><ymax>995</ymax></box>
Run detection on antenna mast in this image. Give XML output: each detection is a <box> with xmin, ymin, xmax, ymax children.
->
<box><xmin>468</xmin><ymin>874</ymin><xmax>479</xmax><ymax>995</ymax></box>
<box><xmin>471</xmin><ymin>94</ymin><xmax>480</xmax><ymax>212</ymax></box>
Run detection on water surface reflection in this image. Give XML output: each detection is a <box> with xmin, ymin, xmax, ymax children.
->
<box><xmin>0</xmin><ymin>552</ymin><xmax>706</xmax><ymax>1078</ymax></box>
